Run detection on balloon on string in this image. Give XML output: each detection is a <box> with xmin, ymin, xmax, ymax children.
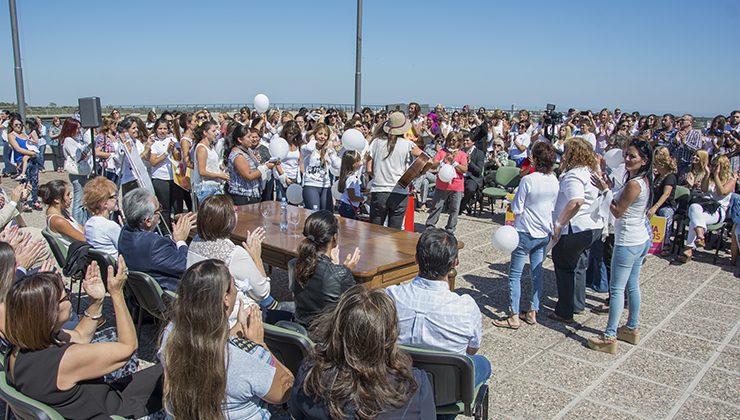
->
<box><xmin>286</xmin><ymin>184</ymin><xmax>303</xmax><ymax>205</ymax></box>
<box><xmin>341</xmin><ymin>129</ymin><xmax>367</xmax><ymax>151</ymax></box>
<box><xmin>253</xmin><ymin>94</ymin><xmax>270</xmax><ymax>113</ymax></box>
<box><xmin>603</xmin><ymin>149</ymin><xmax>624</xmax><ymax>169</ymax></box>
<box><xmin>268</xmin><ymin>137</ymin><xmax>289</xmax><ymax>160</ymax></box>
<box><xmin>437</xmin><ymin>164</ymin><xmax>456</xmax><ymax>183</ymax></box>
<box><xmin>331</xmin><ymin>181</ymin><xmax>342</xmax><ymax>200</ymax></box>
<box><xmin>491</xmin><ymin>225</ymin><xmax>519</xmax><ymax>253</ymax></box>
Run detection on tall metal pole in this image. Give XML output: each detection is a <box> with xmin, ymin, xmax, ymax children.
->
<box><xmin>9</xmin><ymin>0</ymin><xmax>26</xmax><ymax>121</ymax></box>
<box><xmin>353</xmin><ymin>0</ymin><xmax>362</xmax><ymax>113</ymax></box>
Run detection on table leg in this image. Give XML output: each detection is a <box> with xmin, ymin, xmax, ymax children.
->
<box><xmin>447</xmin><ymin>268</ymin><xmax>457</xmax><ymax>291</ymax></box>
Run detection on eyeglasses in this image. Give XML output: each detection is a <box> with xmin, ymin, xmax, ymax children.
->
<box><xmin>12</xmin><ymin>123</ymin><xmax>22</xmax><ymax>128</ymax></box>
<box><xmin>197</xmin><ymin>115</ymin><xmax>207</xmax><ymax>120</ymax></box>
<box><xmin>59</xmin><ymin>287</ymin><xmax>71</xmax><ymax>303</ymax></box>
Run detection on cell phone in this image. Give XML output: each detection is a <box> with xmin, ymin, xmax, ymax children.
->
<box><xmin>268</xmin><ymin>157</ymin><xmax>279</xmax><ymax>163</ymax></box>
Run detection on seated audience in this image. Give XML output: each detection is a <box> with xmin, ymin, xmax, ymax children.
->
<box><xmin>291</xmin><ymin>210</ymin><xmax>360</xmax><ymax>327</ymax></box>
<box><xmin>117</xmin><ymin>188</ymin><xmax>195</xmax><ymax>291</ymax></box>
<box><xmin>289</xmin><ymin>285</ymin><xmax>435</xmax><ymax>419</ymax></box>
<box><xmin>460</xmin><ymin>133</ymin><xmax>485</xmax><ymax>215</ymax></box>
<box><xmin>647</xmin><ymin>146</ymin><xmax>677</xmax><ymax>257</ymax></box>
<box><xmin>0</xmin><ymin>183</ymin><xmax>31</xmax><ymax>230</ymax></box>
<box><xmin>83</xmin><ymin>176</ymin><xmax>121</xmax><ymax>258</ymax></box>
<box><xmin>39</xmin><ymin>180</ymin><xmax>85</xmax><ymax>246</ymax></box>
<box><xmin>160</xmin><ymin>259</ymin><xmax>294</xmax><ymax>419</ymax></box>
<box><xmin>3</xmin><ymin>260</ymin><xmax>164</xmax><ymax>419</ymax></box>
<box><xmin>386</xmin><ymin>228</ymin><xmax>491</xmax><ymax>387</ymax></box>
<box><xmin>187</xmin><ymin>194</ymin><xmax>288</xmax><ymax>322</ymax></box>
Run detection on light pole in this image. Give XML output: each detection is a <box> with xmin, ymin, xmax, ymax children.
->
<box><xmin>354</xmin><ymin>0</ymin><xmax>362</xmax><ymax>113</ymax></box>
<box><xmin>9</xmin><ymin>0</ymin><xmax>26</xmax><ymax>121</ymax></box>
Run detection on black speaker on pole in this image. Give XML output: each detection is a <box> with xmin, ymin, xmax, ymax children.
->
<box><xmin>78</xmin><ymin>97</ymin><xmax>102</xmax><ymax>128</ymax></box>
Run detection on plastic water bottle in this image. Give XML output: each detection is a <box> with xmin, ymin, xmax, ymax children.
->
<box><xmin>280</xmin><ymin>198</ymin><xmax>288</xmax><ymax>231</ymax></box>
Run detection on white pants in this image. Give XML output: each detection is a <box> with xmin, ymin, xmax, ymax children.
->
<box><xmin>687</xmin><ymin>203</ymin><xmax>724</xmax><ymax>249</ymax></box>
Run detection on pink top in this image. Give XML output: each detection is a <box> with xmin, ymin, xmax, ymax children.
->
<box><xmin>434</xmin><ymin>149</ymin><xmax>468</xmax><ymax>192</ymax></box>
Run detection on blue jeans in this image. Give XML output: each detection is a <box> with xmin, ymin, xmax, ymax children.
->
<box><xmin>586</xmin><ymin>237</ymin><xmax>609</xmax><ymax>293</ymax></box>
<box><xmin>195</xmin><ymin>182</ymin><xmax>222</xmax><ymax>204</ymax></box>
<box><xmin>469</xmin><ymin>354</ymin><xmax>491</xmax><ymax>388</ymax></box>
<box><xmin>69</xmin><ymin>174</ymin><xmax>89</xmax><ymax>224</ymax></box>
<box><xmin>605</xmin><ymin>240</ymin><xmax>650</xmax><ymax>338</ymax></box>
<box><xmin>507</xmin><ymin>231</ymin><xmax>549</xmax><ymax>314</ymax></box>
<box><xmin>656</xmin><ymin>206</ymin><xmax>674</xmax><ymax>246</ymax></box>
<box><xmin>303</xmin><ymin>185</ymin><xmax>333</xmax><ymax>212</ymax></box>
<box><xmin>2</xmin><ymin>141</ymin><xmax>16</xmax><ymax>175</ymax></box>
<box><xmin>36</xmin><ymin>145</ymin><xmax>46</xmax><ymax>169</ymax></box>
<box><xmin>337</xmin><ymin>201</ymin><xmax>357</xmax><ymax>219</ymax></box>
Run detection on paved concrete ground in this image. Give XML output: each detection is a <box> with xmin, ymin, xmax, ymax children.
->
<box><xmin>6</xmin><ymin>170</ymin><xmax>739</xmax><ymax>419</ymax></box>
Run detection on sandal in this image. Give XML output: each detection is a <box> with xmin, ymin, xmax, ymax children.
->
<box><xmin>492</xmin><ymin>317</ymin><xmax>520</xmax><ymax>330</ymax></box>
<box><xmin>695</xmin><ymin>237</ymin><xmax>705</xmax><ymax>248</ymax></box>
<box><xmin>32</xmin><ymin>202</ymin><xmax>42</xmax><ymax>211</ymax></box>
<box><xmin>677</xmin><ymin>251</ymin><xmax>692</xmax><ymax>264</ymax></box>
<box><xmin>587</xmin><ymin>334</ymin><xmax>618</xmax><ymax>354</ymax></box>
<box><xmin>520</xmin><ymin>310</ymin><xmax>537</xmax><ymax>325</ymax></box>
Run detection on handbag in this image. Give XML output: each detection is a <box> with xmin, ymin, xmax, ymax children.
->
<box><xmin>689</xmin><ymin>191</ymin><xmax>721</xmax><ymax>214</ymax></box>
<box><xmin>64</xmin><ymin>155</ymin><xmax>80</xmax><ymax>175</ymax></box>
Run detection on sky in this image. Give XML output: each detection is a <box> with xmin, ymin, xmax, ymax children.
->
<box><xmin>1</xmin><ymin>0</ymin><xmax>739</xmax><ymax>116</ymax></box>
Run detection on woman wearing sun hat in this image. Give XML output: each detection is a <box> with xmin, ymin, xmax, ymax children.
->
<box><xmin>366</xmin><ymin>111</ymin><xmax>425</xmax><ymax>229</ymax></box>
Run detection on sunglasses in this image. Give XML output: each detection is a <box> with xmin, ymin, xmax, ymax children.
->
<box><xmin>197</xmin><ymin>115</ymin><xmax>207</xmax><ymax>120</ymax></box>
<box><xmin>59</xmin><ymin>287</ymin><xmax>71</xmax><ymax>303</ymax></box>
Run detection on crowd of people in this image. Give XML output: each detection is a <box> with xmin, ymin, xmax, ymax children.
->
<box><xmin>0</xmin><ymin>103</ymin><xmax>738</xmax><ymax>417</ymax></box>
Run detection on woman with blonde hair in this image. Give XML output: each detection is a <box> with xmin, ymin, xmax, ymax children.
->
<box><xmin>684</xmin><ymin>149</ymin><xmax>709</xmax><ymax>190</ymax></box>
<box><xmin>83</xmin><ymin>176</ymin><xmax>121</xmax><ymax>257</ymax></box>
<box><xmin>648</xmin><ymin>147</ymin><xmax>678</xmax><ymax>256</ymax></box>
<box><xmin>679</xmin><ymin>154</ymin><xmax>736</xmax><ymax>263</ymax></box>
<box><xmin>549</xmin><ymin>137</ymin><xmax>603</xmax><ymax>323</ymax></box>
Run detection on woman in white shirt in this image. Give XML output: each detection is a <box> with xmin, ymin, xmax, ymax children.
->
<box><xmin>367</xmin><ymin>112</ymin><xmax>424</xmax><ymax>229</ymax></box>
<box><xmin>549</xmin><ymin>137</ymin><xmax>604</xmax><ymax>324</ymax></box>
<box><xmin>61</xmin><ymin>118</ymin><xmax>93</xmax><ymax>223</ymax></box>
<box><xmin>116</xmin><ymin>117</ymin><xmax>153</xmax><ymax>197</ymax></box>
<box><xmin>274</xmin><ymin>121</ymin><xmax>303</xmax><ymax>201</ymax></box>
<box><xmin>148</xmin><ymin>118</ymin><xmax>180</xmax><ymax>229</ymax></box>
<box><xmin>192</xmin><ymin>121</ymin><xmax>229</xmax><ymax>204</ymax></box>
<box><xmin>494</xmin><ymin>142</ymin><xmax>559</xmax><ymax>329</ymax></box>
<box><xmin>187</xmin><ymin>194</ymin><xmax>289</xmax><ymax>325</ymax></box>
<box><xmin>509</xmin><ymin>120</ymin><xmax>531</xmax><ymax>166</ymax></box>
<box><xmin>301</xmin><ymin>123</ymin><xmax>340</xmax><ymax>211</ymax></box>
<box><xmin>588</xmin><ymin>138</ymin><xmax>653</xmax><ymax>353</ymax></box>
<box><xmin>83</xmin><ymin>176</ymin><xmax>121</xmax><ymax>258</ymax></box>
<box><xmin>578</xmin><ymin>117</ymin><xmax>598</xmax><ymax>151</ymax></box>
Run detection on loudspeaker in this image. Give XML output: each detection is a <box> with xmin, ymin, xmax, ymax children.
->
<box><xmin>78</xmin><ymin>97</ymin><xmax>102</xmax><ymax>128</ymax></box>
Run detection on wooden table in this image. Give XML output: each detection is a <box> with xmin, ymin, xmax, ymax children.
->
<box><xmin>230</xmin><ymin>202</ymin><xmax>457</xmax><ymax>290</ymax></box>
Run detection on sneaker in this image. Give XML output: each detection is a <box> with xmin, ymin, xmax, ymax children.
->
<box><xmin>587</xmin><ymin>334</ymin><xmax>618</xmax><ymax>354</ymax></box>
<box><xmin>616</xmin><ymin>326</ymin><xmax>640</xmax><ymax>345</ymax></box>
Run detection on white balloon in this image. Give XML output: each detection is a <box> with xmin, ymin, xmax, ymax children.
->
<box><xmin>268</xmin><ymin>137</ymin><xmax>289</xmax><ymax>160</ymax></box>
<box><xmin>491</xmin><ymin>225</ymin><xmax>519</xmax><ymax>253</ymax></box>
<box><xmin>254</xmin><ymin>94</ymin><xmax>270</xmax><ymax>113</ymax></box>
<box><xmin>331</xmin><ymin>181</ymin><xmax>342</xmax><ymax>200</ymax></box>
<box><xmin>286</xmin><ymin>184</ymin><xmax>303</xmax><ymax>205</ymax></box>
<box><xmin>438</xmin><ymin>164</ymin><xmax>456</xmax><ymax>183</ymax></box>
<box><xmin>604</xmin><ymin>149</ymin><xmax>624</xmax><ymax>169</ymax></box>
<box><xmin>341</xmin><ymin>129</ymin><xmax>367</xmax><ymax>151</ymax></box>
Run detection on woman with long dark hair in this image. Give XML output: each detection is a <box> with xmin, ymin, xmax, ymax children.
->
<box><xmin>40</xmin><ymin>179</ymin><xmax>85</xmax><ymax>246</ymax></box>
<box><xmin>60</xmin><ymin>117</ymin><xmax>92</xmax><ymax>222</ymax></box>
<box><xmin>148</xmin><ymin>118</ymin><xmax>180</xmax><ymax>229</ymax></box>
<box><xmin>588</xmin><ymin>138</ymin><xmax>654</xmax><ymax>353</ymax></box>
<box><xmin>160</xmin><ymin>259</ymin><xmax>294</xmax><ymax>419</ymax></box>
<box><xmin>292</xmin><ymin>210</ymin><xmax>360</xmax><ymax>327</ymax></box>
<box><xmin>226</xmin><ymin>125</ymin><xmax>274</xmax><ymax>205</ymax></box>
<box><xmin>336</xmin><ymin>150</ymin><xmax>364</xmax><ymax>219</ymax></box>
<box><xmin>192</xmin><ymin>121</ymin><xmax>229</xmax><ymax>204</ymax></box>
<box><xmin>274</xmin><ymin>120</ymin><xmax>303</xmax><ymax>201</ymax></box>
<box><xmin>117</xmin><ymin>116</ymin><xmax>153</xmax><ymax>197</ymax></box>
<box><xmin>7</xmin><ymin>115</ymin><xmax>41</xmax><ymax>211</ymax></box>
<box><xmin>289</xmin><ymin>285</ymin><xmax>435</xmax><ymax>419</ymax></box>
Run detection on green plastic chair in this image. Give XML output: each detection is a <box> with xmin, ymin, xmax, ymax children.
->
<box><xmin>125</xmin><ymin>271</ymin><xmax>177</xmax><ymax>341</ymax></box>
<box><xmin>482</xmin><ymin>166</ymin><xmax>520</xmax><ymax>213</ymax></box>
<box><xmin>505</xmin><ymin>159</ymin><xmax>517</xmax><ymax>167</ymax></box>
<box><xmin>263</xmin><ymin>322</ymin><xmax>314</xmax><ymax>375</ymax></box>
<box><xmin>401</xmin><ymin>345</ymin><xmax>489</xmax><ymax>419</ymax></box>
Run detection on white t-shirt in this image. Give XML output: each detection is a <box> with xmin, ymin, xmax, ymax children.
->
<box><xmin>63</xmin><ymin>136</ymin><xmax>93</xmax><ymax>176</ymax></box>
<box><xmin>301</xmin><ymin>139</ymin><xmax>340</xmax><ymax>188</ymax></box>
<box><xmin>368</xmin><ymin>137</ymin><xmax>415</xmax><ymax>194</ymax></box>
<box><xmin>84</xmin><ymin>216</ymin><xmax>121</xmax><ymax>258</ymax></box>
<box><xmin>512</xmin><ymin>172</ymin><xmax>560</xmax><ymax>238</ymax></box>
<box><xmin>579</xmin><ymin>132</ymin><xmax>597</xmax><ymax>150</ymax></box>
<box><xmin>340</xmin><ymin>173</ymin><xmax>362</xmax><ymax>206</ymax></box>
<box><xmin>509</xmin><ymin>133</ymin><xmax>530</xmax><ymax>161</ymax></box>
<box><xmin>119</xmin><ymin>138</ymin><xmax>145</xmax><ymax>185</ymax></box>
<box><xmin>1</xmin><ymin>121</ymin><xmax>8</xmax><ymax>142</ymax></box>
<box><xmin>553</xmin><ymin>166</ymin><xmax>603</xmax><ymax>234</ymax></box>
<box><xmin>149</xmin><ymin>136</ymin><xmax>175</xmax><ymax>181</ymax></box>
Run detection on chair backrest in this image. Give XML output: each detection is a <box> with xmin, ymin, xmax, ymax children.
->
<box><xmin>401</xmin><ymin>345</ymin><xmax>475</xmax><ymax>416</ymax></box>
<box><xmin>125</xmin><ymin>271</ymin><xmax>172</xmax><ymax>321</ymax></box>
<box><xmin>495</xmin><ymin>166</ymin><xmax>520</xmax><ymax>189</ymax></box>
<box><xmin>505</xmin><ymin>159</ymin><xmax>517</xmax><ymax>167</ymax></box>
<box><xmin>41</xmin><ymin>228</ymin><xmax>68</xmax><ymax>269</ymax></box>
<box><xmin>0</xmin><ymin>356</ymin><xmax>64</xmax><ymax>420</ymax></box>
<box><xmin>674</xmin><ymin>185</ymin><xmax>691</xmax><ymax>212</ymax></box>
<box><xmin>87</xmin><ymin>249</ymin><xmax>117</xmax><ymax>290</ymax></box>
<box><xmin>263</xmin><ymin>322</ymin><xmax>313</xmax><ymax>375</ymax></box>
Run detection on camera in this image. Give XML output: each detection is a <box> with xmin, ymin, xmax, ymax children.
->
<box><xmin>542</xmin><ymin>103</ymin><xmax>563</xmax><ymax>126</ymax></box>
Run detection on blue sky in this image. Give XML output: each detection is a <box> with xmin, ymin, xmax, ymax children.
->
<box><xmin>1</xmin><ymin>0</ymin><xmax>739</xmax><ymax>116</ymax></box>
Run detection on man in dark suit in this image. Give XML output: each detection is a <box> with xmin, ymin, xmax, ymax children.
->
<box><xmin>460</xmin><ymin>134</ymin><xmax>485</xmax><ymax>215</ymax></box>
<box><xmin>117</xmin><ymin>188</ymin><xmax>195</xmax><ymax>291</ymax></box>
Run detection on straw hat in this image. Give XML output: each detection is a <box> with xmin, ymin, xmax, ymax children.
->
<box><xmin>383</xmin><ymin>111</ymin><xmax>412</xmax><ymax>135</ymax></box>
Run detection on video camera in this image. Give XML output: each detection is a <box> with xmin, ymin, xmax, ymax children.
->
<box><xmin>542</xmin><ymin>103</ymin><xmax>563</xmax><ymax>126</ymax></box>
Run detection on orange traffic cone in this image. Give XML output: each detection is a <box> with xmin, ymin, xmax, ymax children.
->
<box><xmin>404</xmin><ymin>194</ymin><xmax>415</xmax><ymax>232</ymax></box>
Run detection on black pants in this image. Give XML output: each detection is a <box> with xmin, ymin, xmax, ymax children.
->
<box><xmin>460</xmin><ymin>178</ymin><xmax>481</xmax><ymax>214</ymax></box>
<box><xmin>370</xmin><ymin>192</ymin><xmax>408</xmax><ymax>229</ymax></box>
<box><xmin>552</xmin><ymin>228</ymin><xmax>601</xmax><ymax>319</ymax></box>
<box><xmin>261</xmin><ymin>178</ymin><xmax>275</xmax><ymax>202</ymax></box>
<box><xmin>50</xmin><ymin>145</ymin><xmax>64</xmax><ymax>171</ymax></box>
<box><xmin>172</xmin><ymin>184</ymin><xmax>192</xmax><ymax>214</ymax></box>
<box><xmin>152</xmin><ymin>179</ymin><xmax>174</xmax><ymax>230</ymax></box>
<box><xmin>231</xmin><ymin>194</ymin><xmax>261</xmax><ymax>206</ymax></box>
<box><xmin>109</xmin><ymin>362</ymin><xmax>164</xmax><ymax>418</ymax></box>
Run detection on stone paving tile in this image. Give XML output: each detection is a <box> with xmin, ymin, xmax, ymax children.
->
<box><xmin>710</xmin><ymin>273</ymin><xmax>739</xmax><ymax>291</ymax></box>
<box><xmin>617</xmin><ymin>348</ymin><xmax>702</xmax><ymax>390</ymax></box>
<box><xmin>587</xmin><ymin>372</ymin><xmax>683</xmax><ymax>418</ymax></box>
<box><xmin>661</xmin><ymin>313</ymin><xmax>736</xmax><ymax>343</ymax></box>
<box><xmin>517</xmin><ymin>352</ymin><xmax>607</xmax><ymax>394</ymax></box>
<box><xmin>563</xmin><ymin>399</ymin><xmax>644</xmax><ymax>420</ymax></box>
<box><xmin>549</xmin><ymin>330</ymin><xmax>630</xmax><ymax>367</ymax></box>
<box><xmin>641</xmin><ymin>330</ymin><xmax>718</xmax><ymax>364</ymax></box>
<box><xmin>485</xmin><ymin>321</ymin><xmax>574</xmax><ymax>350</ymax></box>
<box><xmin>713</xmin><ymin>346</ymin><xmax>740</xmax><ymax>373</ymax></box>
<box><xmin>693</xmin><ymin>368</ymin><xmax>740</xmax><ymax>406</ymax></box>
<box><xmin>674</xmin><ymin>395</ymin><xmax>740</xmax><ymax>420</ymax></box>
<box><xmin>640</xmin><ymin>278</ymin><xmax>700</xmax><ymax>300</ymax></box>
<box><xmin>681</xmin><ymin>298</ymin><xmax>740</xmax><ymax>325</ymax></box>
<box><xmin>694</xmin><ymin>285</ymin><xmax>740</xmax><ymax>306</ymax></box>
<box><xmin>475</xmin><ymin>334</ymin><xmax>542</xmax><ymax>377</ymax></box>
<box><xmin>486</xmin><ymin>377</ymin><xmax>575</xmax><ymax>419</ymax></box>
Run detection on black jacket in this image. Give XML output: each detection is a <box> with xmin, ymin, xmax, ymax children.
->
<box><xmin>465</xmin><ymin>146</ymin><xmax>485</xmax><ymax>188</ymax></box>
<box><xmin>291</xmin><ymin>254</ymin><xmax>355</xmax><ymax>327</ymax></box>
